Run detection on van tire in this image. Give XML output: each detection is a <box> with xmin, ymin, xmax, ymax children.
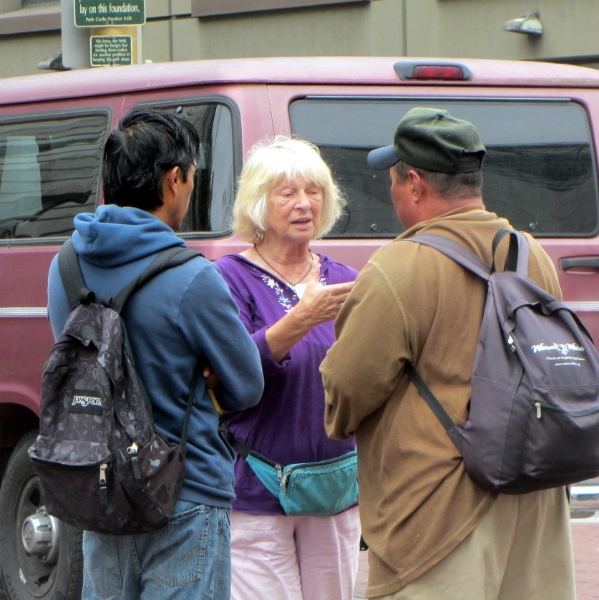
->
<box><xmin>0</xmin><ymin>431</ymin><xmax>83</xmax><ymax>600</ymax></box>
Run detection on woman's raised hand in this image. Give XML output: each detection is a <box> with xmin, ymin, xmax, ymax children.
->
<box><xmin>294</xmin><ymin>262</ymin><xmax>355</xmax><ymax>326</ymax></box>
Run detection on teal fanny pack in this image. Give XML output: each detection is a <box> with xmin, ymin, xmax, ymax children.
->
<box><xmin>245</xmin><ymin>450</ymin><xmax>358</xmax><ymax>516</ymax></box>
<box><xmin>223</xmin><ymin>425</ymin><xmax>358</xmax><ymax>516</ymax></box>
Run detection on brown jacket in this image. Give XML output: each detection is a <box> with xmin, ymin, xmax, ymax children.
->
<box><xmin>321</xmin><ymin>206</ymin><xmax>562</xmax><ymax>598</ymax></box>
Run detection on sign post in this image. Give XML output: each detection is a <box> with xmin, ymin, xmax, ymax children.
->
<box><xmin>61</xmin><ymin>0</ymin><xmax>91</xmax><ymax>69</ymax></box>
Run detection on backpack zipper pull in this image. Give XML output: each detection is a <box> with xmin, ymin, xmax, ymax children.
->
<box><xmin>99</xmin><ymin>463</ymin><xmax>108</xmax><ymax>507</ymax></box>
<box><xmin>127</xmin><ymin>442</ymin><xmax>142</xmax><ymax>480</ymax></box>
<box><xmin>535</xmin><ymin>402</ymin><xmax>542</xmax><ymax>418</ymax></box>
<box><xmin>507</xmin><ymin>333</ymin><xmax>516</xmax><ymax>353</ymax></box>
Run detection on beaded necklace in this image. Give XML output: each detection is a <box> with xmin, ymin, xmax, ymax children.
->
<box><xmin>254</xmin><ymin>244</ymin><xmax>313</xmax><ymax>287</ymax></box>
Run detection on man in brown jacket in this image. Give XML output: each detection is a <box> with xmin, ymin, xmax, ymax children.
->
<box><xmin>321</xmin><ymin>107</ymin><xmax>576</xmax><ymax>600</ymax></box>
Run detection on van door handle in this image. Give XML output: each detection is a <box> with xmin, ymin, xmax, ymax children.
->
<box><xmin>561</xmin><ymin>257</ymin><xmax>599</xmax><ymax>271</ymax></box>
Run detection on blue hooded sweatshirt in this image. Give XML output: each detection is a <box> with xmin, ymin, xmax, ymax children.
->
<box><xmin>47</xmin><ymin>205</ymin><xmax>264</xmax><ymax>508</ymax></box>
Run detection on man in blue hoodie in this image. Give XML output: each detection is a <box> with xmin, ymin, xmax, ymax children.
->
<box><xmin>47</xmin><ymin>108</ymin><xmax>264</xmax><ymax>599</ymax></box>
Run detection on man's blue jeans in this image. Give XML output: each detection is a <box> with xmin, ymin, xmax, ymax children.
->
<box><xmin>82</xmin><ymin>501</ymin><xmax>231</xmax><ymax>599</ymax></box>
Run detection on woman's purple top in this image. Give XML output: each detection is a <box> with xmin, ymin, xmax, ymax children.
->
<box><xmin>216</xmin><ymin>252</ymin><xmax>358</xmax><ymax>515</ymax></box>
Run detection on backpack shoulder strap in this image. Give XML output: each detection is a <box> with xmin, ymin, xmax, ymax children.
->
<box><xmin>405</xmin><ymin>364</ymin><xmax>456</xmax><ymax>432</ymax></box>
<box><xmin>57</xmin><ymin>239</ymin><xmax>95</xmax><ymax>310</ymax></box>
<box><xmin>407</xmin><ymin>233</ymin><xmax>491</xmax><ymax>281</ymax></box>
<box><xmin>110</xmin><ymin>246</ymin><xmax>204</xmax><ymax>451</ymax></box>
<box><xmin>111</xmin><ymin>246</ymin><xmax>204</xmax><ymax>313</ymax></box>
<box><xmin>404</xmin><ymin>233</ymin><xmax>491</xmax><ymax>438</ymax></box>
<box><xmin>405</xmin><ymin>229</ymin><xmax>533</xmax><ymax>443</ymax></box>
<box><xmin>492</xmin><ymin>228</ymin><xmax>530</xmax><ymax>276</ymax></box>
<box><xmin>410</xmin><ymin>230</ymin><xmax>532</xmax><ymax>279</ymax></box>
<box><xmin>58</xmin><ymin>242</ymin><xmax>203</xmax><ymax>313</ymax></box>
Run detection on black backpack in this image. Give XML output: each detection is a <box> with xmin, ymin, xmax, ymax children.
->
<box><xmin>406</xmin><ymin>229</ymin><xmax>599</xmax><ymax>494</ymax></box>
<box><xmin>29</xmin><ymin>240</ymin><xmax>203</xmax><ymax>534</ymax></box>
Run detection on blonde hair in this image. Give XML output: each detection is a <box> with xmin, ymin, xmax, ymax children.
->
<box><xmin>232</xmin><ymin>136</ymin><xmax>345</xmax><ymax>243</ymax></box>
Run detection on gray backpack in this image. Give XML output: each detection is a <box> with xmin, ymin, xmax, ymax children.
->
<box><xmin>29</xmin><ymin>240</ymin><xmax>202</xmax><ymax>534</ymax></box>
<box><xmin>406</xmin><ymin>229</ymin><xmax>599</xmax><ymax>494</ymax></box>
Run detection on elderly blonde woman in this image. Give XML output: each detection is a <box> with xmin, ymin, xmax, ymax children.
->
<box><xmin>215</xmin><ymin>136</ymin><xmax>360</xmax><ymax>600</ymax></box>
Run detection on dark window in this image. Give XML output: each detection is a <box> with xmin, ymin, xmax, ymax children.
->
<box><xmin>152</xmin><ymin>102</ymin><xmax>236</xmax><ymax>234</ymax></box>
<box><xmin>0</xmin><ymin>113</ymin><xmax>107</xmax><ymax>239</ymax></box>
<box><xmin>290</xmin><ymin>98</ymin><xmax>598</xmax><ymax>238</ymax></box>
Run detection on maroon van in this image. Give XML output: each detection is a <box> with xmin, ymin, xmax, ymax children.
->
<box><xmin>2</xmin><ymin>56</ymin><xmax>599</xmax><ymax>600</ymax></box>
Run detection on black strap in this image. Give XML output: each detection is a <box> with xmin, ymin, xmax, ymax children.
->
<box><xmin>111</xmin><ymin>246</ymin><xmax>203</xmax><ymax>313</ymax></box>
<box><xmin>222</xmin><ymin>428</ymin><xmax>251</xmax><ymax>458</ymax></box>
<box><xmin>492</xmin><ymin>228</ymin><xmax>530</xmax><ymax>275</ymax></box>
<box><xmin>58</xmin><ymin>241</ymin><xmax>204</xmax><ymax>313</ymax></box>
<box><xmin>219</xmin><ymin>420</ymin><xmax>280</xmax><ymax>467</ymax></box>
<box><xmin>58</xmin><ymin>239</ymin><xmax>95</xmax><ymax>310</ymax></box>
<box><xmin>492</xmin><ymin>228</ymin><xmax>518</xmax><ymax>273</ymax></box>
<box><xmin>405</xmin><ymin>364</ymin><xmax>455</xmax><ymax>432</ymax></box>
<box><xmin>181</xmin><ymin>359</ymin><xmax>202</xmax><ymax>451</ymax></box>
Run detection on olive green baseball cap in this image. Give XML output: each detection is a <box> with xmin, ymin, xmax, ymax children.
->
<box><xmin>367</xmin><ymin>107</ymin><xmax>486</xmax><ymax>173</ymax></box>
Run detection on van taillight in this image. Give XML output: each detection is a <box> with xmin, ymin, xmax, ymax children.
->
<box><xmin>394</xmin><ymin>62</ymin><xmax>473</xmax><ymax>81</ymax></box>
<box><xmin>412</xmin><ymin>66</ymin><xmax>465</xmax><ymax>80</ymax></box>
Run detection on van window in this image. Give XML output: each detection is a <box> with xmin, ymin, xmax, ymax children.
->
<box><xmin>290</xmin><ymin>98</ymin><xmax>598</xmax><ymax>238</ymax></box>
<box><xmin>145</xmin><ymin>102</ymin><xmax>236</xmax><ymax>234</ymax></box>
<box><xmin>0</xmin><ymin>113</ymin><xmax>106</xmax><ymax>240</ymax></box>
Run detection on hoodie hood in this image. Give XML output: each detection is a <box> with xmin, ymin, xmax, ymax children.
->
<box><xmin>71</xmin><ymin>205</ymin><xmax>185</xmax><ymax>268</ymax></box>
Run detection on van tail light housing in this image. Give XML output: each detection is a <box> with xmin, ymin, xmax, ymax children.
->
<box><xmin>394</xmin><ymin>61</ymin><xmax>473</xmax><ymax>81</ymax></box>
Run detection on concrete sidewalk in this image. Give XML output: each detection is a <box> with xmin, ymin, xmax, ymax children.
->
<box><xmin>355</xmin><ymin>521</ymin><xmax>599</xmax><ymax>600</ymax></box>
<box><xmin>571</xmin><ymin>520</ymin><xmax>599</xmax><ymax>600</ymax></box>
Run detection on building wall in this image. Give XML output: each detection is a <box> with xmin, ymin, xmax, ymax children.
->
<box><xmin>0</xmin><ymin>0</ymin><xmax>598</xmax><ymax>79</ymax></box>
<box><xmin>406</xmin><ymin>0</ymin><xmax>599</xmax><ymax>64</ymax></box>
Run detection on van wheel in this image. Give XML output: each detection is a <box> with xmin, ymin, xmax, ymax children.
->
<box><xmin>0</xmin><ymin>431</ymin><xmax>83</xmax><ymax>600</ymax></box>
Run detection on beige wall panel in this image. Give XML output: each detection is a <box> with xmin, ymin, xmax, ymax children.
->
<box><xmin>146</xmin><ymin>0</ymin><xmax>171</xmax><ymax>18</ymax></box>
<box><xmin>141</xmin><ymin>20</ymin><xmax>173</xmax><ymax>63</ymax></box>
<box><xmin>405</xmin><ymin>0</ymin><xmax>599</xmax><ymax>61</ymax></box>
<box><xmin>405</xmin><ymin>0</ymin><xmax>527</xmax><ymax>59</ymax></box>
<box><xmin>141</xmin><ymin>18</ymin><xmax>203</xmax><ymax>63</ymax></box>
<box><xmin>538</xmin><ymin>1</ymin><xmax>599</xmax><ymax>58</ymax></box>
<box><xmin>2</xmin><ymin>0</ymin><xmax>599</xmax><ymax>79</ymax></box>
<box><xmin>146</xmin><ymin>0</ymin><xmax>190</xmax><ymax>18</ymax></box>
<box><xmin>2</xmin><ymin>0</ymin><xmax>22</xmax><ymax>12</ymax></box>
<box><xmin>359</xmin><ymin>0</ymin><xmax>406</xmax><ymax>56</ymax></box>
<box><xmin>169</xmin><ymin>18</ymin><xmax>202</xmax><ymax>60</ymax></box>
<box><xmin>186</xmin><ymin>2</ymin><xmax>404</xmax><ymax>59</ymax></box>
<box><xmin>0</xmin><ymin>32</ymin><xmax>61</xmax><ymax>78</ymax></box>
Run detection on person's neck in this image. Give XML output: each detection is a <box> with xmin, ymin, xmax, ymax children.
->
<box><xmin>255</xmin><ymin>240</ymin><xmax>311</xmax><ymax>265</ymax></box>
<box><xmin>252</xmin><ymin>241</ymin><xmax>314</xmax><ymax>287</ymax></box>
<box><xmin>422</xmin><ymin>196</ymin><xmax>484</xmax><ymax>223</ymax></box>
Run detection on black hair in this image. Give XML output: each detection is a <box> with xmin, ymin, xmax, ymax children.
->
<box><xmin>102</xmin><ymin>108</ymin><xmax>200</xmax><ymax>210</ymax></box>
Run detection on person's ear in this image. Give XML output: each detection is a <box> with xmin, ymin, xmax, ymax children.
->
<box><xmin>406</xmin><ymin>169</ymin><xmax>422</xmax><ymax>201</ymax></box>
<box><xmin>163</xmin><ymin>166</ymin><xmax>180</xmax><ymax>198</ymax></box>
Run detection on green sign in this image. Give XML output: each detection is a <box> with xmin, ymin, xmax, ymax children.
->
<box><xmin>75</xmin><ymin>0</ymin><xmax>145</xmax><ymax>27</ymax></box>
<box><xmin>90</xmin><ymin>35</ymin><xmax>133</xmax><ymax>66</ymax></box>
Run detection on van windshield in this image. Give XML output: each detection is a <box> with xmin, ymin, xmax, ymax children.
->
<box><xmin>290</xmin><ymin>98</ymin><xmax>598</xmax><ymax>238</ymax></box>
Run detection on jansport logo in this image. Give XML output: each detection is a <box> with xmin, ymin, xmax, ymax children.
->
<box><xmin>69</xmin><ymin>391</ymin><xmax>103</xmax><ymax>415</ymax></box>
